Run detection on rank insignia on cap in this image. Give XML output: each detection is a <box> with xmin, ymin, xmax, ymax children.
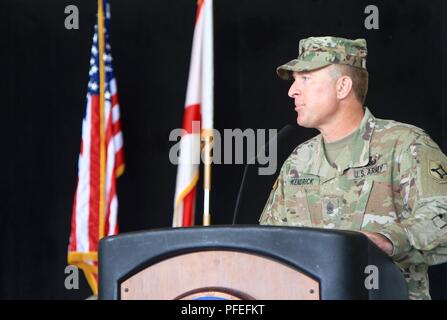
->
<box><xmin>429</xmin><ymin>160</ymin><xmax>447</xmax><ymax>183</ymax></box>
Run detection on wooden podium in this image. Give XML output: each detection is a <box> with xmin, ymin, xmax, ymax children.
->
<box><xmin>98</xmin><ymin>226</ymin><xmax>408</xmax><ymax>300</ymax></box>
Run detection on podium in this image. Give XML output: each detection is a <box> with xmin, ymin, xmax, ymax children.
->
<box><xmin>98</xmin><ymin>226</ymin><xmax>408</xmax><ymax>300</ymax></box>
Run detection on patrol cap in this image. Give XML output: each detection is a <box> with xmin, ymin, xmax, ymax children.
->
<box><xmin>276</xmin><ymin>36</ymin><xmax>368</xmax><ymax>80</ymax></box>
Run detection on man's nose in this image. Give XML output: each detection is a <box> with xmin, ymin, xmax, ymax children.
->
<box><xmin>288</xmin><ymin>79</ymin><xmax>300</xmax><ymax>98</ymax></box>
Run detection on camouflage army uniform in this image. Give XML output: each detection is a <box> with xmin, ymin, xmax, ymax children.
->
<box><xmin>260</xmin><ymin>36</ymin><xmax>447</xmax><ymax>300</ymax></box>
<box><xmin>260</xmin><ymin>108</ymin><xmax>447</xmax><ymax>299</ymax></box>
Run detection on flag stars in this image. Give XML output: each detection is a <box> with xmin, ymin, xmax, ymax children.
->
<box><xmin>90</xmin><ymin>82</ymin><xmax>98</xmax><ymax>91</ymax></box>
<box><xmin>89</xmin><ymin>65</ymin><xmax>98</xmax><ymax>76</ymax></box>
<box><xmin>86</xmin><ymin>17</ymin><xmax>116</xmax><ymax>96</ymax></box>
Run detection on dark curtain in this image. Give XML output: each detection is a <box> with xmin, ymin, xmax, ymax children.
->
<box><xmin>0</xmin><ymin>0</ymin><xmax>445</xmax><ymax>299</ymax></box>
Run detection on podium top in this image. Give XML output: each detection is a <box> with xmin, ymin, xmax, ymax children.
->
<box><xmin>99</xmin><ymin>225</ymin><xmax>407</xmax><ymax>300</ymax></box>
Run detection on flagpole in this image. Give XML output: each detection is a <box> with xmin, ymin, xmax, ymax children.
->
<box><xmin>97</xmin><ymin>0</ymin><xmax>106</xmax><ymax>240</ymax></box>
<box><xmin>201</xmin><ymin>0</ymin><xmax>213</xmax><ymax>227</ymax></box>
<box><xmin>202</xmin><ymin>129</ymin><xmax>213</xmax><ymax>226</ymax></box>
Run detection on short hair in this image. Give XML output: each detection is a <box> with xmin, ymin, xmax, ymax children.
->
<box><xmin>329</xmin><ymin>64</ymin><xmax>369</xmax><ymax>105</ymax></box>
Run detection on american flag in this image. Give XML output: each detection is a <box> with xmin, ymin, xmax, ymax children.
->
<box><xmin>68</xmin><ymin>0</ymin><xmax>124</xmax><ymax>296</ymax></box>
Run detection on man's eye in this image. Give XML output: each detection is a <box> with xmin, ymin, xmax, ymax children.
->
<box><xmin>302</xmin><ymin>76</ymin><xmax>309</xmax><ymax>80</ymax></box>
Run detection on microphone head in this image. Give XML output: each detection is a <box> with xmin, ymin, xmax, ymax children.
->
<box><xmin>255</xmin><ymin>123</ymin><xmax>299</xmax><ymax>161</ymax></box>
<box><xmin>276</xmin><ymin>123</ymin><xmax>298</xmax><ymax>141</ymax></box>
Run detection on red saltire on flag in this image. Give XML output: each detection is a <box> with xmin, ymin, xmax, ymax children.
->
<box><xmin>68</xmin><ymin>0</ymin><xmax>124</xmax><ymax>296</ymax></box>
<box><xmin>173</xmin><ymin>0</ymin><xmax>214</xmax><ymax>227</ymax></box>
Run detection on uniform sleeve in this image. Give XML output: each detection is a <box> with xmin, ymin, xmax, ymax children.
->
<box><xmin>259</xmin><ymin>164</ymin><xmax>287</xmax><ymax>225</ymax></box>
<box><xmin>377</xmin><ymin>133</ymin><xmax>447</xmax><ymax>266</ymax></box>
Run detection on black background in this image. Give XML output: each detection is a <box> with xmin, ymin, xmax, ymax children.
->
<box><xmin>0</xmin><ymin>0</ymin><xmax>446</xmax><ymax>299</ymax></box>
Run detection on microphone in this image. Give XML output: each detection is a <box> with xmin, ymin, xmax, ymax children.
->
<box><xmin>232</xmin><ymin>124</ymin><xmax>298</xmax><ymax>225</ymax></box>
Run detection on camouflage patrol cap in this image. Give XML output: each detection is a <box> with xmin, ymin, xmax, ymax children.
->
<box><xmin>276</xmin><ymin>36</ymin><xmax>368</xmax><ymax>80</ymax></box>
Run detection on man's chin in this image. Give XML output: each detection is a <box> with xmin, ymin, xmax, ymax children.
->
<box><xmin>297</xmin><ymin>117</ymin><xmax>310</xmax><ymax>128</ymax></box>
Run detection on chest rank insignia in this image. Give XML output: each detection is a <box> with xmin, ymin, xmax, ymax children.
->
<box><xmin>322</xmin><ymin>197</ymin><xmax>338</xmax><ymax>216</ymax></box>
<box><xmin>326</xmin><ymin>201</ymin><xmax>334</xmax><ymax>215</ymax></box>
<box><xmin>429</xmin><ymin>160</ymin><xmax>447</xmax><ymax>183</ymax></box>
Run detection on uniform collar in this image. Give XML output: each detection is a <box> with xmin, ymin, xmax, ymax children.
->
<box><xmin>305</xmin><ymin>107</ymin><xmax>376</xmax><ymax>179</ymax></box>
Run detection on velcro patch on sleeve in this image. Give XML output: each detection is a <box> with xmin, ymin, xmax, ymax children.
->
<box><xmin>418</xmin><ymin>147</ymin><xmax>447</xmax><ymax>198</ymax></box>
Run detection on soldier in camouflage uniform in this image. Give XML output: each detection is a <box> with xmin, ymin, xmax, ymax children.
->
<box><xmin>259</xmin><ymin>36</ymin><xmax>447</xmax><ymax>299</ymax></box>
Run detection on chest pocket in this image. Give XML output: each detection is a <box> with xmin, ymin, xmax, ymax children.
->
<box><xmin>284</xmin><ymin>175</ymin><xmax>375</xmax><ymax>230</ymax></box>
<box><xmin>284</xmin><ymin>182</ymin><xmax>319</xmax><ymax>227</ymax></box>
<box><xmin>319</xmin><ymin>177</ymin><xmax>375</xmax><ymax>231</ymax></box>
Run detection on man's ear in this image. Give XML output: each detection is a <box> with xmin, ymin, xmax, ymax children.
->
<box><xmin>336</xmin><ymin>76</ymin><xmax>353</xmax><ymax>100</ymax></box>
